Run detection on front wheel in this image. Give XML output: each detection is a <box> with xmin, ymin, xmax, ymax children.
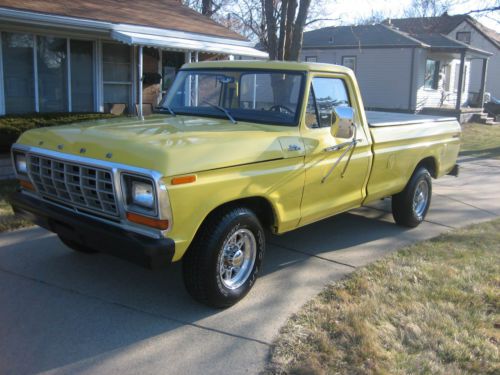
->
<box><xmin>182</xmin><ymin>207</ymin><xmax>265</xmax><ymax>308</ymax></box>
<box><xmin>392</xmin><ymin>167</ymin><xmax>432</xmax><ymax>227</ymax></box>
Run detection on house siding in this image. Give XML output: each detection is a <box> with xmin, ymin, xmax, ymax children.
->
<box><xmin>448</xmin><ymin>21</ymin><xmax>500</xmax><ymax>99</ymax></box>
<box><xmin>300</xmin><ymin>47</ymin><xmax>413</xmax><ymax>110</ymax></box>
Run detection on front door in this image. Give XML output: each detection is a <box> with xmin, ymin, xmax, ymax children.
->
<box><xmin>299</xmin><ymin>75</ymin><xmax>372</xmax><ymax>226</ymax></box>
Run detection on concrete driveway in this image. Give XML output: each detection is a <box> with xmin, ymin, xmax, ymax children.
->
<box><xmin>1</xmin><ymin>157</ymin><xmax>499</xmax><ymax>375</ymax></box>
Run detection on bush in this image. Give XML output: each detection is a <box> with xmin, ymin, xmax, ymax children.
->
<box><xmin>0</xmin><ymin>113</ymin><xmax>118</xmax><ymax>153</ymax></box>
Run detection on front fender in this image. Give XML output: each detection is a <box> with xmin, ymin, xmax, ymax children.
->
<box><xmin>165</xmin><ymin>157</ymin><xmax>305</xmax><ymax>261</ymax></box>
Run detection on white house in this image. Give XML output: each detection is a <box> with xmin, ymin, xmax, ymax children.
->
<box><xmin>390</xmin><ymin>14</ymin><xmax>500</xmax><ymax>101</ymax></box>
<box><xmin>0</xmin><ymin>0</ymin><xmax>267</xmax><ymax>117</ymax></box>
<box><xmin>300</xmin><ymin>15</ymin><xmax>494</xmax><ymax>121</ymax></box>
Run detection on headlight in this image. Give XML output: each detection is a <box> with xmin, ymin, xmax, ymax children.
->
<box><xmin>122</xmin><ymin>174</ymin><xmax>157</xmax><ymax>214</ymax></box>
<box><xmin>13</xmin><ymin>152</ymin><xmax>28</xmax><ymax>175</ymax></box>
<box><xmin>132</xmin><ymin>180</ymin><xmax>154</xmax><ymax>209</ymax></box>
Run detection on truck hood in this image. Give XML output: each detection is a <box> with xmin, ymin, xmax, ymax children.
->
<box><xmin>17</xmin><ymin>115</ymin><xmax>304</xmax><ymax>176</ymax></box>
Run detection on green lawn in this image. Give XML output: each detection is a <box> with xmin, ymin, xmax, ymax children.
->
<box><xmin>460</xmin><ymin>123</ymin><xmax>500</xmax><ymax>159</ymax></box>
<box><xmin>267</xmin><ymin>219</ymin><xmax>500</xmax><ymax>375</ymax></box>
<box><xmin>0</xmin><ymin>179</ymin><xmax>32</xmax><ymax>232</ymax></box>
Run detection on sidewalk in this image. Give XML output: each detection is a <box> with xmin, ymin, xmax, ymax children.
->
<box><xmin>0</xmin><ymin>157</ymin><xmax>499</xmax><ymax>374</ymax></box>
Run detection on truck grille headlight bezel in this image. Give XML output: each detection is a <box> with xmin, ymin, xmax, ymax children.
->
<box><xmin>13</xmin><ymin>151</ymin><xmax>28</xmax><ymax>176</ymax></box>
<box><xmin>11</xmin><ymin>143</ymin><xmax>174</xmax><ymax>237</ymax></box>
<box><xmin>121</xmin><ymin>173</ymin><xmax>158</xmax><ymax>217</ymax></box>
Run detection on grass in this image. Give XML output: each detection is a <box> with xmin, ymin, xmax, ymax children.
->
<box><xmin>0</xmin><ymin>179</ymin><xmax>32</xmax><ymax>232</ymax></box>
<box><xmin>460</xmin><ymin>123</ymin><xmax>500</xmax><ymax>159</ymax></box>
<box><xmin>267</xmin><ymin>219</ymin><xmax>500</xmax><ymax>375</ymax></box>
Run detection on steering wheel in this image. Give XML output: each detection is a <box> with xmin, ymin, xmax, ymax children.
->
<box><xmin>269</xmin><ymin>104</ymin><xmax>294</xmax><ymax>115</ymax></box>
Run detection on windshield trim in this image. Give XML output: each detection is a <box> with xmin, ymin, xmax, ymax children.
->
<box><xmin>167</xmin><ymin>68</ymin><xmax>307</xmax><ymax>127</ymax></box>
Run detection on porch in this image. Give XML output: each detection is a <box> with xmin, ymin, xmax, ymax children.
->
<box><xmin>415</xmin><ymin>34</ymin><xmax>492</xmax><ymax>118</ymax></box>
<box><xmin>0</xmin><ymin>4</ymin><xmax>267</xmax><ymax>117</ymax></box>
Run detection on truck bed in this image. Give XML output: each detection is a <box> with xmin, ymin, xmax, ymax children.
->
<box><xmin>364</xmin><ymin>110</ymin><xmax>461</xmax><ymax>205</ymax></box>
<box><xmin>366</xmin><ymin>111</ymin><xmax>456</xmax><ymax>127</ymax></box>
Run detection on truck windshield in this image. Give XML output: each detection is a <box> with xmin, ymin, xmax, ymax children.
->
<box><xmin>162</xmin><ymin>69</ymin><xmax>304</xmax><ymax>126</ymax></box>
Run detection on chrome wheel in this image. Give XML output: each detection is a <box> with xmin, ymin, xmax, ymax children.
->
<box><xmin>413</xmin><ymin>180</ymin><xmax>429</xmax><ymax>219</ymax></box>
<box><xmin>218</xmin><ymin>228</ymin><xmax>257</xmax><ymax>290</ymax></box>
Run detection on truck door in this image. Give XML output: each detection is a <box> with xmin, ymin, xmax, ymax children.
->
<box><xmin>299</xmin><ymin>74</ymin><xmax>372</xmax><ymax>226</ymax></box>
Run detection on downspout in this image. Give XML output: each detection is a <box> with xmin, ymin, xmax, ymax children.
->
<box><xmin>194</xmin><ymin>51</ymin><xmax>199</xmax><ymax>106</ymax></box>
<box><xmin>138</xmin><ymin>45</ymin><xmax>143</xmax><ymax>119</ymax></box>
<box><xmin>408</xmin><ymin>48</ymin><xmax>415</xmax><ymax>112</ymax></box>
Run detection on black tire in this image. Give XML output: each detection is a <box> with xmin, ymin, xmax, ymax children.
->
<box><xmin>392</xmin><ymin>167</ymin><xmax>432</xmax><ymax>228</ymax></box>
<box><xmin>182</xmin><ymin>207</ymin><xmax>265</xmax><ymax>308</ymax></box>
<box><xmin>58</xmin><ymin>235</ymin><xmax>99</xmax><ymax>254</ymax></box>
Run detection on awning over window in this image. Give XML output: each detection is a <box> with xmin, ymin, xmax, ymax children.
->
<box><xmin>111</xmin><ymin>30</ymin><xmax>268</xmax><ymax>58</ymax></box>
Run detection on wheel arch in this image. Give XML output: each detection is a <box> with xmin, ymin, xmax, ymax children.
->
<box><xmin>414</xmin><ymin>156</ymin><xmax>438</xmax><ymax>178</ymax></box>
<box><xmin>201</xmin><ymin>196</ymin><xmax>277</xmax><ymax>232</ymax></box>
<box><xmin>178</xmin><ymin>196</ymin><xmax>277</xmax><ymax>262</ymax></box>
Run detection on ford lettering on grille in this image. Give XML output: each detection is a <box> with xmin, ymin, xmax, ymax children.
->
<box><xmin>27</xmin><ymin>154</ymin><xmax>119</xmax><ymax>217</ymax></box>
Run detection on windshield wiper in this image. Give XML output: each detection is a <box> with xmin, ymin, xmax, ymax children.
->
<box><xmin>202</xmin><ymin>101</ymin><xmax>237</xmax><ymax>124</ymax></box>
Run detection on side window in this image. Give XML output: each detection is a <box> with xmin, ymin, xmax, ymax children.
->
<box><xmin>306</xmin><ymin>77</ymin><xmax>350</xmax><ymax>128</ymax></box>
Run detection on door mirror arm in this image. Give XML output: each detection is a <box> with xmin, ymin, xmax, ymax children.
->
<box><xmin>322</xmin><ymin>117</ymin><xmax>362</xmax><ymax>183</ymax></box>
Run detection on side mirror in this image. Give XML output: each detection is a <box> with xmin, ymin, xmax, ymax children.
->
<box><xmin>331</xmin><ymin>107</ymin><xmax>355</xmax><ymax>139</ymax></box>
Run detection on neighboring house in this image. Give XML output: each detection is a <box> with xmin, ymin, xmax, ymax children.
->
<box><xmin>0</xmin><ymin>0</ymin><xmax>267</xmax><ymax>117</ymax></box>
<box><xmin>389</xmin><ymin>14</ymin><xmax>500</xmax><ymax>101</ymax></box>
<box><xmin>300</xmin><ymin>15</ymin><xmax>494</xmax><ymax>120</ymax></box>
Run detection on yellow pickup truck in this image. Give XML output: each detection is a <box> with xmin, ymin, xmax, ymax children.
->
<box><xmin>10</xmin><ymin>61</ymin><xmax>460</xmax><ymax>307</ymax></box>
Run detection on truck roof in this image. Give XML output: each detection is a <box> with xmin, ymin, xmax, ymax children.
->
<box><xmin>182</xmin><ymin>60</ymin><xmax>354</xmax><ymax>74</ymax></box>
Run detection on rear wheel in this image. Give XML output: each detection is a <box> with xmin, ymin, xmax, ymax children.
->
<box><xmin>58</xmin><ymin>235</ymin><xmax>98</xmax><ymax>254</ymax></box>
<box><xmin>182</xmin><ymin>207</ymin><xmax>265</xmax><ymax>308</ymax></box>
<box><xmin>392</xmin><ymin>167</ymin><xmax>432</xmax><ymax>227</ymax></box>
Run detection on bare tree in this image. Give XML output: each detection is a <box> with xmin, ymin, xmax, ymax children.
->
<box><xmin>403</xmin><ymin>0</ymin><xmax>453</xmax><ymax>17</ymax></box>
<box><xmin>355</xmin><ymin>9</ymin><xmax>389</xmax><ymax>25</ymax></box>
<box><xmin>184</xmin><ymin>0</ymin><xmax>337</xmax><ymax>61</ymax></box>
<box><xmin>182</xmin><ymin>0</ymin><xmax>227</xmax><ymax>17</ymax></box>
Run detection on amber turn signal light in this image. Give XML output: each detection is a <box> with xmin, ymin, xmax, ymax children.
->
<box><xmin>171</xmin><ymin>175</ymin><xmax>196</xmax><ymax>185</ymax></box>
<box><xmin>126</xmin><ymin>212</ymin><xmax>169</xmax><ymax>230</ymax></box>
<box><xmin>20</xmin><ymin>180</ymin><xmax>35</xmax><ymax>191</ymax></box>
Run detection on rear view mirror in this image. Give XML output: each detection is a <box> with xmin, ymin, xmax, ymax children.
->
<box><xmin>331</xmin><ymin>107</ymin><xmax>355</xmax><ymax>139</ymax></box>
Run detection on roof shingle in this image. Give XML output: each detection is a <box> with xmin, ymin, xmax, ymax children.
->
<box><xmin>302</xmin><ymin>24</ymin><xmax>423</xmax><ymax>48</ymax></box>
<box><xmin>0</xmin><ymin>0</ymin><xmax>246</xmax><ymax>41</ymax></box>
<box><xmin>386</xmin><ymin>14</ymin><xmax>499</xmax><ymax>48</ymax></box>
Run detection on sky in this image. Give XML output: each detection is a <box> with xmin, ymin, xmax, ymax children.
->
<box><xmin>323</xmin><ymin>0</ymin><xmax>500</xmax><ymax>31</ymax></box>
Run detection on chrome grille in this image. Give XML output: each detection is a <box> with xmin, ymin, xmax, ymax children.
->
<box><xmin>28</xmin><ymin>154</ymin><xmax>119</xmax><ymax>217</ymax></box>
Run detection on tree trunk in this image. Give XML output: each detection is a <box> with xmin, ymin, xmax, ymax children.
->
<box><xmin>202</xmin><ymin>0</ymin><xmax>212</xmax><ymax>16</ymax></box>
<box><xmin>288</xmin><ymin>0</ymin><xmax>311</xmax><ymax>61</ymax></box>
<box><xmin>283</xmin><ymin>0</ymin><xmax>297</xmax><ymax>61</ymax></box>
<box><xmin>264</xmin><ymin>0</ymin><xmax>278</xmax><ymax>60</ymax></box>
<box><xmin>277</xmin><ymin>0</ymin><xmax>289</xmax><ymax>61</ymax></box>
